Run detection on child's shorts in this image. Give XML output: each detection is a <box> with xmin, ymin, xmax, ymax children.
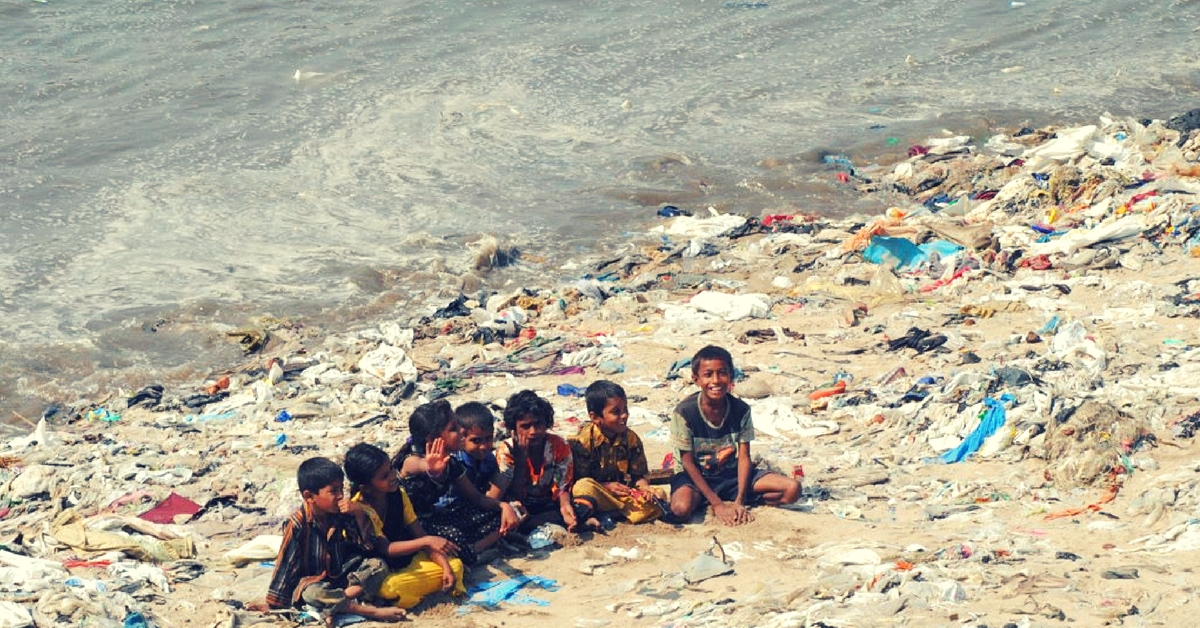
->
<box><xmin>670</xmin><ymin>466</ymin><xmax>771</xmax><ymax>504</ymax></box>
<box><xmin>300</xmin><ymin>556</ymin><xmax>389</xmax><ymax>614</ymax></box>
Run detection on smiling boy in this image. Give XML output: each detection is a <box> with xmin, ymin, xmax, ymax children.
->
<box><xmin>667</xmin><ymin>346</ymin><xmax>800</xmax><ymax>526</ymax></box>
<box><xmin>569</xmin><ymin>380</ymin><xmax>664</xmax><ymax>525</ymax></box>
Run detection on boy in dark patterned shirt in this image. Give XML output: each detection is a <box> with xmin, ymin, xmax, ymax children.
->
<box><xmin>667</xmin><ymin>346</ymin><xmax>800</xmax><ymax>526</ymax></box>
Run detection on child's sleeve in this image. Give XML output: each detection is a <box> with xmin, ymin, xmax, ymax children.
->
<box><xmin>628</xmin><ymin>432</ymin><xmax>650</xmax><ymax>482</ymax></box>
<box><xmin>395</xmin><ymin>488</ymin><xmax>418</xmax><ymax>528</ymax></box>
<box><xmin>494</xmin><ymin>440</ymin><xmax>517</xmax><ymax>484</ymax></box>
<box><xmin>668</xmin><ymin>408</ymin><xmax>693</xmax><ymax>453</ymax></box>
<box><xmin>549</xmin><ymin>437</ymin><xmax>574</xmax><ymax>497</ymax></box>
<box><xmin>736</xmin><ymin>404</ymin><xmax>755</xmax><ymax>443</ymax></box>
<box><xmin>265</xmin><ymin>518</ymin><xmax>303</xmax><ymax>609</ymax></box>
<box><xmin>568</xmin><ymin>437</ymin><xmax>596</xmax><ymax>481</ymax></box>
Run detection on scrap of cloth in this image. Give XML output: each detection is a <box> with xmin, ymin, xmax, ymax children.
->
<box><xmin>139</xmin><ymin>493</ymin><xmax>202</xmax><ymax>524</ymax></box>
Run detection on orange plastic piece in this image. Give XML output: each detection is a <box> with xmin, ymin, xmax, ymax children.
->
<box><xmin>808</xmin><ymin>380</ymin><xmax>847</xmax><ymax>401</ymax></box>
<box><xmin>206</xmin><ymin>376</ymin><xmax>230</xmax><ymax>395</ymax></box>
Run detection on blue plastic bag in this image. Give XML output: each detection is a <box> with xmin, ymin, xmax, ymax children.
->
<box><xmin>556</xmin><ymin>384</ymin><xmax>585</xmax><ymax>397</ymax></box>
<box><xmin>863</xmin><ymin>237</ymin><xmax>964</xmax><ymax>271</ymax></box>
<box><xmin>940</xmin><ymin>394</ymin><xmax>1015</xmax><ymax>464</ymax></box>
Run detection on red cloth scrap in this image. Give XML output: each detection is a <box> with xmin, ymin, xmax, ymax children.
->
<box><xmin>139</xmin><ymin>492</ymin><xmax>201</xmax><ymax>524</ymax></box>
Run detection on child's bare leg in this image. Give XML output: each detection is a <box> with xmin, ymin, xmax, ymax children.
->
<box><xmin>669</xmin><ymin>485</ymin><xmax>701</xmax><ymax>520</ymax></box>
<box><xmin>472</xmin><ymin>529</ymin><xmax>502</xmax><ymax>554</ymax></box>
<box><xmin>753</xmin><ymin>473</ymin><xmax>800</xmax><ymax>505</ymax></box>
<box><xmin>344</xmin><ymin>600</ymin><xmax>406</xmax><ymax>622</ymax></box>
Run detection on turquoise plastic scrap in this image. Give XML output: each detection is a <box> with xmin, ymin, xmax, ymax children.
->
<box><xmin>88</xmin><ymin>408</ymin><xmax>121</xmax><ymax>422</ymax></box>
<box><xmin>862</xmin><ymin>237</ymin><xmax>963</xmax><ymax>271</ymax></box>
<box><xmin>466</xmin><ymin>575</ymin><xmax>560</xmax><ymax>607</ymax></box>
<box><xmin>940</xmin><ymin>393</ymin><xmax>1015</xmax><ymax>464</ymax></box>
<box><xmin>863</xmin><ymin>236</ymin><xmax>921</xmax><ymax>269</ymax></box>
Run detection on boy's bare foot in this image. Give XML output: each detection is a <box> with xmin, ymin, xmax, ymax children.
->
<box><xmin>355</xmin><ymin>604</ymin><xmax>407</xmax><ymax>622</ymax></box>
<box><xmin>326</xmin><ymin>598</ymin><xmax>351</xmax><ymax>628</ymax></box>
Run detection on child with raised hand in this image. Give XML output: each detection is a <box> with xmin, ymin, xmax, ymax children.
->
<box><xmin>393</xmin><ymin>400</ymin><xmax>518</xmax><ymax>564</ymax></box>
<box><xmin>342</xmin><ymin>442</ymin><xmax>462</xmax><ymax>606</ymax></box>
<box><xmin>495</xmin><ymin>390</ymin><xmax>579</xmax><ymax>532</ymax></box>
<box><xmin>668</xmin><ymin>345</ymin><xmax>800</xmax><ymax>526</ymax></box>
<box><xmin>569</xmin><ymin>380</ymin><xmax>664</xmax><ymax>525</ymax></box>
<box><xmin>264</xmin><ymin>457</ymin><xmax>403</xmax><ymax>626</ymax></box>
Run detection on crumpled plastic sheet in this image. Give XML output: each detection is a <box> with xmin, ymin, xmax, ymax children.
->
<box><xmin>687</xmin><ymin>291</ymin><xmax>771</xmax><ymax>321</ymax></box>
<box><xmin>0</xmin><ymin>601</ymin><xmax>33</xmax><ymax>628</ymax></box>
<box><xmin>746</xmin><ymin>398</ymin><xmax>839</xmax><ymax>439</ymax></box>
<box><xmin>466</xmin><ymin>575</ymin><xmax>560</xmax><ymax>607</ymax></box>
<box><xmin>108</xmin><ymin>562</ymin><xmax>171</xmax><ymax>594</ymax></box>
<box><xmin>1121</xmin><ymin>518</ymin><xmax>1200</xmax><ymax>554</ymax></box>
<box><xmin>679</xmin><ymin>551</ymin><xmax>734</xmax><ymax>584</ymax></box>
<box><xmin>651</xmin><ymin>213</ymin><xmax>747</xmax><ymax>238</ymax></box>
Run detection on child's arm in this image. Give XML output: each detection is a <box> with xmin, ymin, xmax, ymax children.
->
<box><xmin>489</xmin><ymin>452</ymin><xmax>525</xmax><ymax>533</ymax></box>
<box><xmin>429</xmin><ymin>547</ymin><xmax>456</xmax><ymax>591</ymax></box>
<box><xmin>486</xmin><ymin>467</ymin><xmax>512</xmax><ymax>500</ymax></box>
<box><xmin>506</xmin><ymin>435</ymin><xmax>531</xmax><ymax>499</ymax></box>
<box><xmin>734</xmin><ymin>442</ymin><xmax>754</xmax><ymax>510</ymax></box>
<box><xmin>680</xmin><ymin>451</ymin><xmax>750</xmax><ymax>526</ymax></box>
<box><xmin>390</xmin><ymin>520</ymin><xmax>458</xmax><ymax>558</ymax></box>
<box><xmin>400</xmin><ymin>438</ymin><xmax>451</xmax><ymax>481</ymax></box>
<box><xmin>558</xmin><ymin>486</ymin><xmax>578</xmax><ymax>530</ymax></box>
<box><xmin>454</xmin><ymin>475</ymin><xmax>522</xmax><ymax>536</ymax></box>
<box><xmin>338</xmin><ymin>498</ymin><xmax>383</xmax><ymax>552</ymax></box>
<box><xmin>555</xmin><ymin>441</ymin><xmax>578</xmax><ymax>530</ymax></box>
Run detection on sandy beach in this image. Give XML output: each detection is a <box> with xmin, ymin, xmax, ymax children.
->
<box><xmin>5</xmin><ymin>115</ymin><xmax>1200</xmax><ymax>628</ymax></box>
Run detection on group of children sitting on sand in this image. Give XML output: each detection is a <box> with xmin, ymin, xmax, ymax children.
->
<box><xmin>262</xmin><ymin>345</ymin><xmax>802</xmax><ymax>624</ymax></box>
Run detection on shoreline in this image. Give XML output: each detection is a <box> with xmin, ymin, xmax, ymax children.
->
<box><xmin>0</xmin><ymin>106</ymin><xmax>1105</xmax><ymax>426</ymax></box>
<box><xmin>5</xmin><ymin>113</ymin><xmax>1200</xmax><ymax>627</ymax></box>
<box><xmin>0</xmin><ymin>106</ymin><xmax>1155</xmax><ymax>425</ymax></box>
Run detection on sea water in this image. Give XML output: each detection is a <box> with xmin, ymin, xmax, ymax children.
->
<box><xmin>2</xmin><ymin>0</ymin><xmax>1198</xmax><ymax>419</ymax></box>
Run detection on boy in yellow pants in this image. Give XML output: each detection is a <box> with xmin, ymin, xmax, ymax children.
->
<box><xmin>569</xmin><ymin>380</ymin><xmax>664</xmax><ymax>525</ymax></box>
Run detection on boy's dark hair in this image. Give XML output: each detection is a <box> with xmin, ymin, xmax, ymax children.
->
<box><xmin>455</xmin><ymin>401</ymin><xmax>496</xmax><ymax>434</ymax></box>
<box><xmin>344</xmin><ymin>443</ymin><xmax>391</xmax><ymax>492</ymax></box>
<box><xmin>297</xmin><ymin>457</ymin><xmax>344</xmax><ymax>494</ymax></box>
<box><xmin>393</xmin><ymin>399</ymin><xmax>455</xmax><ymax>466</ymax></box>
<box><xmin>501</xmin><ymin>389</ymin><xmax>554</xmax><ymax>432</ymax></box>
<box><xmin>585</xmin><ymin>380</ymin><xmax>626</xmax><ymax>416</ymax></box>
<box><xmin>691</xmin><ymin>345</ymin><xmax>734</xmax><ymax>375</ymax></box>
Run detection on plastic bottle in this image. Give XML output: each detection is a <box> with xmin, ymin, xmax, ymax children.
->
<box><xmin>528</xmin><ymin>523</ymin><xmax>566</xmax><ymax>549</ymax></box>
